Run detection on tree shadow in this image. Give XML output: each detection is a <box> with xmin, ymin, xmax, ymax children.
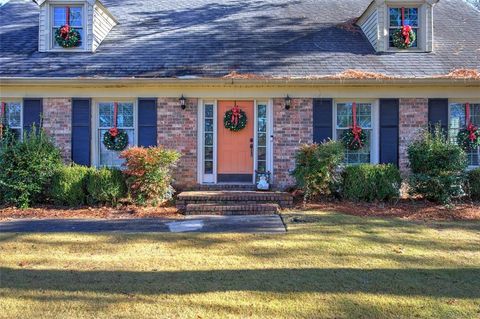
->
<box><xmin>1</xmin><ymin>267</ymin><xmax>479</xmax><ymax>298</ymax></box>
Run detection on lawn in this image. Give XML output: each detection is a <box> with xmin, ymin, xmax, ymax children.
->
<box><xmin>1</xmin><ymin>211</ymin><xmax>479</xmax><ymax>319</ymax></box>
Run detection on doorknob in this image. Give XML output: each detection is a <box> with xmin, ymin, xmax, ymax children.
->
<box><xmin>250</xmin><ymin>138</ymin><xmax>254</xmax><ymax>157</ymax></box>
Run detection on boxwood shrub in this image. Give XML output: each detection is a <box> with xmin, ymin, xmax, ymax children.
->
<box><xmin>468</xmin><ymin>168</ymin><xmax>480</xmax><ymax>200</ymax></box>
<box><xmin>86</xmin><ymin>167</ymin><xmax>127</xmax><ymax>205</ymax></box>
<box><xmin>342</xmin><ymin>164</ymin><xmax>402</xmax><ymax>202</ymax></box>
<box><xmin>50</xmin><ymin>165</ymin><xmax>93</xmax><ymax>206</ymax></box>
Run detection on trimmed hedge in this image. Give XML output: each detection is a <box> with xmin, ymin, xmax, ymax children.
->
<box><xmin>86</xmin><ymin>168</ymin><xmax>127</xmax><ymax>205</ymax></box>
<box><xmin>342</xmin><ymin>164</ymin><xmax>402</xmax><ymax>202</ymax></box>
<box><xmin>50</xmin><ymin>165</ymin><xmax>92</xmax><ymax>206</ymax></box>
<box><xmin>468</xmin><ymin>168</ymin><xmax>480</xmax><ymax>200</ymax></box>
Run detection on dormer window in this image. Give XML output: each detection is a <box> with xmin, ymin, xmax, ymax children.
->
<box><xmin>51</xmin><ymin>5</ymin><xmax>84</xmax><ymax>49</ymax></box>
<box><xmin>389</xmin><ymin>7</ymin><xmax>419</xmax><ymax>49</ymax></box>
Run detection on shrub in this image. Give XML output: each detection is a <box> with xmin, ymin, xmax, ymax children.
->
<box><xmin>407</xmin><ymin>126</ymin><xmax>468</xmax><ymax>203</ymax></box>
<box><xmin>50</xmin><ymin>165</ymin><xmax>92</xmax><ymax>206</ymax></box>
<box><xmin>468</xmin><ymin>168</ymin><xmax>480</xmax><ymax>200</ymax></box>
<box><xmin>342</xmin><ymin>164</ymin><xmax>402</xmax><ymax>201</ymax></box>
<box><xmin>86</xmin><ymin>167</ymin><xmax>127</xmax><ymax>205</ymax></box>
<box><xmin>120</xmin><ymin>146</ymin><xmax>181</xmax><ymax>205</ymax></box>
<box><xmin>292</xmin><ymin>140</ymin><xmax>345</xmax><ymax>201</ymax></box>
<box><xmin>0</xmin><ymin>127</ymin><xmax>63</xmax><ymax>208</ymax></box>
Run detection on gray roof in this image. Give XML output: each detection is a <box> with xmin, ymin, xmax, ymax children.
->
<box><xmin>0</xmin><ymin>0</ymin><xmax>479</xmax><ymax>79</ymax></box>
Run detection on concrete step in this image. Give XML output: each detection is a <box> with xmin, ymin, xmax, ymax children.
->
<box><xmin>185</xmin><ymin>203</ymin><xmax>280</xmax><ymax>216</ymax></box>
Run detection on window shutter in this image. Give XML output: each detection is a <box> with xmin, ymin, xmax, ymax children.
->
<box><xmin>23</xmin><ymin>98</ymin><xmax>43</xmax><ymax>132</ymax></box>
<box><xmin>428</xmin><ymin>99</ymin><xmax>449</xmax><ymax>133</ymax></box>
<box><xmin>138</xmin><ymin>98</ymin><xmax>157</xmax><ymax>147</ymax></box>
<box><xmin>71</xmin><ymin>98</ymin><xmax>91</xmax><ymax>166</ymax></box>
<box><xmin>379</xmin><ymin>99</ymin><xmax>399</xmax><ymax>166</ymax></box>
<box><xmin>313</xmin><ymin>98</ymin><xmax>333</xmax><ymax>143</ymax></box>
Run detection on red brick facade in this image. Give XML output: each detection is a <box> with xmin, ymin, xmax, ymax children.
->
<box><xmin>399</xmin><ymin>98</ymin><xmax>429</xmax><ymax>172</ymax></box>
<box><xmin>273</xmin><ymin>98</ymin><xmax>313</xmax><ymax>189</ymax></box>
<box><xmin>157</xmin><ymin>97</ymin><xmax>198</xmax><ymax>189</ymax></box>
<box><xmin>42</xmin><ymin>98</ymin><xmax>72</xmax><ymax>162</ymax></box>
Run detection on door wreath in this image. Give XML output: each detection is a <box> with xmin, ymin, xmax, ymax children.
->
<box><xmin>224</xmin><ymin>103</ymin><xmax>247</xmax><ymax>132</ymax></box>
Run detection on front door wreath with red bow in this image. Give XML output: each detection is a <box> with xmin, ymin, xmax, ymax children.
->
<box><xmin>457</xmin><ymin>103</ymin><xmax>480</xmax><ymax>150</ymax></box>
<box><xmin>341</xmin><ymin>102</ymin><xmax>368</xmax><ymax>151</ymax></box>
<box><xmin>55</xmin><ymin>7</ymin><xmax>81</xmax><ymax>48</ymax></box>
<box><xmin>224</xmin><ymin>103</ymin><xmax>247</xmax><ymax>132</ymax></box>
<box><xmin>392</xmin><ymin>7</ymin><xmax>416</xmax><ymax>49</ymax></box>
<box><xmin>103</xmin><ymin>102</ymin><xmax>129</xmax><ymax>151</ymax></box>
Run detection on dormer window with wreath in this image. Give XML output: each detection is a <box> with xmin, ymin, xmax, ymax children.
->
<box><xmin>52</xmin><ymin>5</ymin><xmax>84</xmax><ymax>49</ymax></box>
<box><xmin>389</xmin><ymin>7</ymin><xmax>418</xmax><ymax>49</ymax></box>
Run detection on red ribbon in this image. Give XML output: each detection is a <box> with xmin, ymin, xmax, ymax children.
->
<box><xmin>401</xmin><ymin>7</ymin><xmax>411</xmax><ymax>46</ymax></box>
<box><xmin>109</xmin><ymin>102</ymin><xmax>119</xmax><ymax>137</ymax></box>
<box><xmin>231</xmin><ymin>103</ymin><xmax>241</xmax><ymax>126</ymax></box>
<box><xmin>351</xmin><ymin>102</ymin><xmax>363</xmax><ymax>147</ymax></box>
<box><xmin>465</xmin><ymin>103</ymin><xmax>478</xmax><ymax>143</ymax></box>
<box><xmin>60</xmin><ymin>7</ymin><xmax>71</xmax><ymax>40</ymax></box>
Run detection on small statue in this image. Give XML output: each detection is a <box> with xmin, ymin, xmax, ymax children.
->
<box><xmin>257</xmin><ymin>174</ymin><xmax>269</xmax><ymax>191</ymax></box>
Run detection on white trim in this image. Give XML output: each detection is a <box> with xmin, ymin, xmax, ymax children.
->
<box><xmin>333</xmin><ymin>99</ymin><xmax>380</xmax><ymax>165</ymax></box>
<box><xmin>197</xmin><ymin>100</ymin><xmax>217</xmax><ymax>184</ymax></box>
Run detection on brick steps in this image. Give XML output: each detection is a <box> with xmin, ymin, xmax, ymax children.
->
<box><xmin>185</xmin><ymin>203</ymin><xmax>280</xmax><ymax>215</ymax></box>
<box><xmin>176</xmin><ymin>191</ymin><xmax>293</xmax><ymax>215</ymax></box>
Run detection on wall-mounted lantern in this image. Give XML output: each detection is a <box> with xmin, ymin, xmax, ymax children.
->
<box><xmin>285</xmin><ymin>95</ymin><xmax>292</xmax><ymax>110</ymax></box>
<box><xmin>179</xmin><ymin>95</ymin><xmax>186</xmax><ymax>110</ymax></box>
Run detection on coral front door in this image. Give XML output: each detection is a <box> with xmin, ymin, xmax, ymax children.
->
<box><xmin>217</xmin><ymin>100</ymin><xmax>254</xmax><ymax>183</ymax></box>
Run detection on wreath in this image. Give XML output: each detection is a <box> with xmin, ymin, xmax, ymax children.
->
<box><xmin>392</xmin><ymin>25</ymin><xmax>416</xmax><ymax>49</ymax></box>
<box><xmin>55</xmin><ymin>25</ymin><xmax>81</xmax><ymax>48</ymax></box>
<box><xmin>103</xmin><ymin>128</ymin><xmax>129</xmax><ymax>151</ymax></box>
<box><xmin>224</xmin><ymin>105</ymin><xmax>247</xmax><ymax>132</ymax></box>
<box><xmin>341</xmin><ymin>128</ymin><xmax>368</xmax><ymax>151</ymax></box>
<box><xmin>457</xmin><ymin>125</ymin><xmax>480</xmax><ymax>151</ymax></box>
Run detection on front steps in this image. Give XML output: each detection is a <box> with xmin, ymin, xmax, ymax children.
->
<box><xmin>176</xmin><ymin>191</ymin><xmax>293</xmax><ymax>215</ymax></box>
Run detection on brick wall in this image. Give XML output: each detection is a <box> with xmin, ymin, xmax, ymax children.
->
<box><xmin>399</xmin><ymin>98</ymin><xmax>428</xmax><ymax>172</ymax></box>
<box><xmin>273</xmin><ymin>98</ymin><xmax>313</xmax><ymax>190</ymax></box>
<box><xmin>157</xmin><ymin>98</ymin><xmax>197</xmax><ymax>189</ymax></box>
<box><xmin>42</xmin><ymin>98</ymin><xmax>72</xmax><ymax>162</ymax></box>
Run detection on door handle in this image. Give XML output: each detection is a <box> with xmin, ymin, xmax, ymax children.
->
<box><xmin>250</xmin><ymin>138</ymin><xmax>254</xmax><ymax>157</ymax></box>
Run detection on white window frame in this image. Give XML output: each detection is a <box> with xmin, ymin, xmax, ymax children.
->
<box><xmin>387</xmin><ymin>6</ymin><xmax>420</xmax><ymax>49</ymax></box>
<box><xmin>91</xmin><ymin>98</ymin><xmax>138</xmax><ymax>168</ymax></box>
<box><xmin>448</xmin><ymin>99</ymin><xmax>480</xmax><ymax>169</ymax></box>
<box><xmin>49</xmin><ymin>2</ymin><xmax>87</xmax><ymax>51</ymax></box>
<box><xmin>2</xmin><ymin>99</ymin><xmax>23</xmax><ymax>140</ymax></box>
<box><xmin>197</xmin><ymin>100</ymin><xmax>218</xmax><ymax>184</ymax></box>
<box><xmin>333</xmin><ymin>99</ymin><xmax>380</xmax><ymax>165</ymax></box>
<box><xmin>254</xmin><ymin>100</ymin><xmax>274</xmax><ymax>184</ymax></box>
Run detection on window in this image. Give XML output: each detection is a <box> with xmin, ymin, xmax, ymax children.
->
<box><xmin>52</xmin><ymin>5</ymin><xmax>84</xmax><ymax>49</ymax></box>
<box><xmin>449</xmin><ymin>103</ymin><xmax>480</xmax><ymax>167</ymax></box>
<box><xmin>389</xmin><ymin>7</ymin><xmax>419</xmax><ymax>48</ymax></box>
<box><xmin>2</xmin><ymin>102</ymin><xmax>22</xmax><ymax>140</ymax></box>
<box><xmin>97</xmin><ymin>102</ymin><xmax>135</xmax><ymax>167</ymax></box>
<box><xmin>335</xmin><ymin>102</ymin><xmax>374</xmax><ymax>165</ymax></box>
<box><xmin>256</xmin><ymin>103</ymin><xmax>268</xmax><ymax>173</ymax></box>
<box><xmin>203</xmin><ymin>104</ymin><xmax>214</xmax><ymax>175</ymax></box>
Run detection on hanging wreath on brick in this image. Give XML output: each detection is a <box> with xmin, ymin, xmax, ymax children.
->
<box><xmin>103</xmin><ymin>102</ymin><xmax>129</xmax><ymax>151</ymax></box>
<box><xmin>54</xmin><ymin>7</ymin><xmax>81</xmax><ymax>48</ymax></box>
<box><xmin>341</xmin><ymin>102</ymin><xmax>368</xmax><ymax>151</ymax></box>
<box><xmin>224</xmin><ymin>103</ymin><xmax>247</xmax><ymax>132</ymax></box>
<box><xmin>457</xmin><ymin>103</ymin><xmax>480</xmax><ymax>151</ymax></box>
<box><xmin>392</xmin><ymin>8</ymin><xmax>416</xmax><ymax>49</ymax></box>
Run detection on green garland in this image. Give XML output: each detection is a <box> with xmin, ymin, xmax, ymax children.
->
<box><xmin>341</xmin><ymin>128</ymin><xmax>368</xmax><ymax>151</ymax></box>
<box><xmin>392</xmin><ymin>27</ymin><xmax>416</xmax><ymax>49</ymax></box>
<box><xmin>224</xmin><ymin>109</ymin><xmax>247</xmax><ymax>132</ymax></box>
<box><xmin>103</xmin><ymin>129</ymin><xmax>129</xmax><ymax>151</ymax></box>
<box><xmin>55</xmin><ymin>25</ymin><xmax>81</xmax><ymax>48</ymax></box>
<box><xmin>457</xmin><ymin>128</ymin><xmax>480</xmax><ymax>151</ymax></box>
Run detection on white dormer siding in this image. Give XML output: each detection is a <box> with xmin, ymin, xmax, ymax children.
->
<box><xmin>357</xmin><ymin>0</ymin><xmax>439</xmax><ymax>52</ymax></box>
<box><xmin>37</xmin><ymin>0</ymin><xmax>117</xmax><ymax>53</ymax></box>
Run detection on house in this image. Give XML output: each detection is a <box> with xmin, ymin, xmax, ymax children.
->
<box><xmin>0</xmin><ymin>0</ymin><xmax>479</xmax><ymax>190</ymax></box>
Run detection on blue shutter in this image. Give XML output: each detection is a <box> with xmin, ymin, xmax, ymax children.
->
<box><xmin>428</xmin><ymin>99</ymin><xmax>449</xmax><ymax>134</ymax></box>
<box><xmin>313</xmin><ymin>98</ymin><xmax>333</xmax><ymax>143</ymax></box>
<box><xmin>138</xmin><ymin>98</ymin><xmax>157</xmax><ymax>147</ymax></box>
<box><xmin>23</xmin><ymin>98</ymin><xmax>43</xmax><ymax>132</ymax></box>
<box><xmin>379</xmin><ymin>99</ymin><xmax>399</xmax><ymax>166</ymax></box>
<box><xmin>71</xmin><ymin>98</ymin><xmax>91</xmax><ymax>166</ymax></box>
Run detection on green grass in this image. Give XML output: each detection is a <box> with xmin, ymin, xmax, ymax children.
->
<box><xmin>1</xmin><ymin>211</ymin><xmax>480</xmax><ymax>318</ymax></box>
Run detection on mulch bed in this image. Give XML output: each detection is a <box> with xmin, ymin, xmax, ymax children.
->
<box><xmin>0</xmin><ymin>204</ymin><xmax>181</xmax><ymax>220</ymax></box>
<box><xmin>294</xmin><ymin>198</ymin><xmax>480</xmax><ymax>221</ymax></box>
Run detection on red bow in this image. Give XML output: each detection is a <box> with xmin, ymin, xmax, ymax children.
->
<box><xmin>351</xmin><ymin>102</ymin><xmax>363</xmax><ymax>147</ymax></box>
<box><xmin>402</xmin><ymin>25</ymin><xmax>412</xmax><ymax>45</ymax></box>
<box><xmin>465</xmin><ymin>103</ymin><xmax>478</xmax><ymax>143</ymax></box>
<box><xmin>231</xmin><ymin>104</ymin><xmax>241</xmax><ymax>126</ymax></box>
<box><xmin>60</xmin><ymin>7</ymin><xmax>71</xmax><ymax>40</ymax></box>
<box><xmin>109</xmin><ymin>102</ymin><xmax>119</xmax><ymax>137</ymax></box>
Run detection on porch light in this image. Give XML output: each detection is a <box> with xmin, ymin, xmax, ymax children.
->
<box><xmin>285</xmin><ymin>95</ymin><xmax>292</xmax><ymax>110</ymax></box>
<box><xmin>179</xmin><ymin>95</ymin><xmax>186</xmax><ymax>110</ymax></box>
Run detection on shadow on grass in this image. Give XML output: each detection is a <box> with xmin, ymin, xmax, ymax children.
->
<box><xmin>1</xmin><ymin>267</ymin><xmax>479</xmax><ymax>298</ymax></box>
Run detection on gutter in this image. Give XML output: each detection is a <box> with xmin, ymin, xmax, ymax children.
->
<box><xmin>1</xmin><ymin>77</ymin><xmax>479</xmax><ymax>86</ymax></box>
